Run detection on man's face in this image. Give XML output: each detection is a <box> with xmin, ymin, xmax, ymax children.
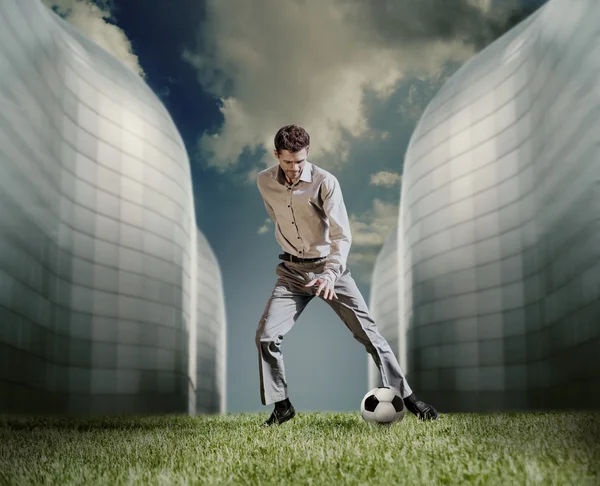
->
<box><xmin>274</xmin><ymin>147</ymin><xmax>309</xmax><ymax>183</ymax></box>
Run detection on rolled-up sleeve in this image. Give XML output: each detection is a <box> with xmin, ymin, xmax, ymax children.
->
<box><xmin>320</xmin><ymin>176</ymin><xmax>352</xmax><ymax>284</ymax></box>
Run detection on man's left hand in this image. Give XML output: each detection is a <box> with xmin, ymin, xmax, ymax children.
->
<box><xmin>305</xmin><ymin>277</ymin><xmax>337</xmax><ymax>300</ymax></box>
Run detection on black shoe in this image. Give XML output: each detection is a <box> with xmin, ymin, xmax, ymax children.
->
<box><xmin>404</xmin><ymin>394</ymin><xmax>439</xmax><ymax>421</ymax></box>
<box><xmin>261</xmin><ymin>403</ymin><xmax>296</xmax><ymax>426</ymax></box>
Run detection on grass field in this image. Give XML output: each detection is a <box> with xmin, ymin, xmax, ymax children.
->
<box><xmin>1</xmin><ymin>411</ymin><xmax>599</xmax><ymax>485</ymax></box>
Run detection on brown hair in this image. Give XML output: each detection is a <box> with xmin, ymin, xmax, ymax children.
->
<box><xmin>274</xmin><ymin>125</ymin><xmax>310</xmax><ymax>154</ymax></box>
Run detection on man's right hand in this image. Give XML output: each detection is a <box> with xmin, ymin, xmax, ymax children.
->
<box><xmin>304</xmin><ymin>277</ymin><xmax>337</xmax><ymax>300</ymax></box>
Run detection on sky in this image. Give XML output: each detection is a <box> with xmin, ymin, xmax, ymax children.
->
<box><xmin>42</xmin><ymin>0</ymin><xmax>548</xmax><ymax>413</ymax></box>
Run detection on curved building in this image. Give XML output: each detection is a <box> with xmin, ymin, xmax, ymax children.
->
<box><xmin>0</xmin><ymin>0</ymin><xmax>226</xmax><ymax>415</ymax></box>
<box><xmin>368</xmin><ymin>225</ymin><xmax>404</xmax><ymax>391</ymax></box>
<box><xmin>195</xmin><ymin>229</ymin><xmax>227</xmax><ymax>414</ymax></box>
<box><xmin>387</xmin><ymin>0</ymin><xmax>600</xmax><ymax>411</ymax></box>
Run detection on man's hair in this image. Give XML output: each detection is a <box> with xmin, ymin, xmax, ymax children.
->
<box><xmin>274</xmin><ymin>124</ymin><xmax>310</xmax><ymax>154</ymax></box>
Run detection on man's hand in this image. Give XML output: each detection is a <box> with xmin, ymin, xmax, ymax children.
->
<box><xmin>305</xmin><ymin>277</ymin><xmax>338</xmax><ymax>300</ymax></box>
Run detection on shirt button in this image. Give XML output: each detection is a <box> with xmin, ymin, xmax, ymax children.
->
<box><xmin>288</xmin><ymin>205</ymin><xmax>290</xmax><ymax>207</ymax></box>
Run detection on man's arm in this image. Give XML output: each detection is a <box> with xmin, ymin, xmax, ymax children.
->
<box><xmin>319</xmin><ymin>176</ymin><xmax>352</xmax><ymax>284</ymax></box>
<box><xmin>262</xmin><ymin>199</ymin><xmax>277</xmax><ymax>225</ymax></box>
<box><xmin>257</xmin><ymin>176</ymin><xmax>277</xmax><ymax>224</ymax></box>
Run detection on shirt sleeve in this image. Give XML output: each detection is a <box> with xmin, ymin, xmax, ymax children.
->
<box><xmin>263</xmin><ymin>199</ymin><xmax>277</xmax><ymax>224</ymax></box>
<box><xmin>257</xmin><ymin>176</ymin><xmax>277</xmax><ymax>224</ymax></box>
<box><xmin>319</xmin><ymin>176</ymin><xmax>352</xmax><ymax>284</ymax></box>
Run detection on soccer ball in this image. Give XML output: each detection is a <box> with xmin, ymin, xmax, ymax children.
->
<box><xmin>360</xmin><ymin>387</ymin><xmax>406</xmax><ymax>425</ymax></box>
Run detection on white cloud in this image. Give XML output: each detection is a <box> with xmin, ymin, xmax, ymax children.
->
<box><xmin>347</xmin><ymin>251</ymin><xmax>380</xmax><ymax>285</ymax></box>
<box><xmin>183</xmin><ymin>0</ymin><xmax>494</xmax><ymax>173</ymax></box>
<box><xmin>257</xmin><ymin>218</ymin><xmax>272</xmax><ymax>235</ymax></box>
<box><xmin>471</xmin><ymin>0</ymin><xmax>493</xmax><ymax>12</ymax></box>
<box><xmin>42</xmin><ymin>0</ymin><xmax>144</xmax><ymax>77</ymax></box>
<box><xmin>370</xmin><ymin>171</ymin><xmax>402</xmax><ymax>187</ymax></box>
<box><xmin>346</xmin><ymin>198</ymin><xmax>399</xmax><ymax>283</ymax></box>
<box><xmin>246</xmin><ymin>167</ymin><xmax>262</xmax><ymax>185</ymax></box>
<box><xmin>349</xmin><ymin>199</ymin><xmax>399</xmax><ymax>247</ymax></box>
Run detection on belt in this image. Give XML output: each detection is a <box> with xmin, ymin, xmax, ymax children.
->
<box><xmin>279</xmin><ymin>252</ymin><xmax>325</xmax><ymax>263</ymax></box>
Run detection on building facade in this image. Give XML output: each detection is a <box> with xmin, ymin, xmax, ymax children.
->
<box><xmin>0</xmin><ymin>0</ymin><xmax>227</xmax><ymax>415</ymax></box>
<box><xmin>373</xmin><ymin>0</ymin><xmax>600</xmax><ymax>411</ymax></box>
<box><xmin>195</xmin><ymin>229</ymin><xmax>227</xmax><ymax>414</ymax></box>
<box><xmin>368</xmin><ymin>225</ymin><xmax>404</xmax><ymax>391</ymax></box>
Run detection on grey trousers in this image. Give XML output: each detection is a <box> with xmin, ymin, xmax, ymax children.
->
<box><xmin>255</xmin><ymin>258</ymin><xmax>413</xmax><ymax>406</ymax></box>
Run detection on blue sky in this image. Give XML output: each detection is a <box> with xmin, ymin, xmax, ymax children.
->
<box><xmin>44</xmin><ymin>0</ymin><xmax>547</xmax><ymax>413</ymax></box>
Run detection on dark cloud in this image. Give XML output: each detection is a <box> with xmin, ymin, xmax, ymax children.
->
<box><xmin>47</xmin><ymin>0</ymin><xmax>114</xmax><ymax>17</ymax></box>
<box><xmin>467</xmin><ymin>2</ymin><xmax>544</xmax><ymax>49</ymax></box>
<box><xmin>343</xmin><ymin>0</ymin><xmax>546</xmax><ymax>51</ymax></box>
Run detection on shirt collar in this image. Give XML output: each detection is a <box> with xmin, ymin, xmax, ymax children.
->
<box><xmin>277</xmin><ymin>161</ymin><xmax>313</xmax><ymax>185</ymax></box>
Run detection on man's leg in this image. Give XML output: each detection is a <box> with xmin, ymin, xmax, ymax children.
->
<box><xmin>321</xmin><ymin>267</ymin><xmax>439</xmax><ymax>420</ymax></box>
<box><xmin>321</xmin><ymin>268</ymin><xmax>413</xmax><ymax>399</ymax></box>
<box><xmin>256</xmin><ymin>262</ymin><xmax>315</xmax><ymax>406</ymax></box>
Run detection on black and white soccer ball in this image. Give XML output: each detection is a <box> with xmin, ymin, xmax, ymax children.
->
<box><xmin>360</xmin><ymin>387</ymin><xmax>406</xmax><ymax>425</ymax></box>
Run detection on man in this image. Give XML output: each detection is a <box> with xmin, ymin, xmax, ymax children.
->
<box><xmin>256</xmin><ymin>124</ymin><xmax>439</xmax><ymax>427</ymax></box>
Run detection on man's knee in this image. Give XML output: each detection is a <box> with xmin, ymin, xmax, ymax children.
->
<box><xmin>256</xmin><ymin>331</ymin><xmax>283</xmax><ymax>345</ymax></box>
<box><xmin>256</xmin><ymin>333</ymin><xmax>284</xmax><ymax>358</ymax></box>
<box><xmin>255</xmin><ymin>319</ymin><xmax>283</xmax><ymax>346</ymax></box>
<box><xmin>350</xmin><ymin>330</ymin><xmax>376</xmax><ymax>352</ymax></box>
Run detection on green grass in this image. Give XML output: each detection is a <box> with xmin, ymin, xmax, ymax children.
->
<box><xmin>1</xmin><ymin>411</ymin><xmax>599</xmax><ymax>485</ymax></box>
